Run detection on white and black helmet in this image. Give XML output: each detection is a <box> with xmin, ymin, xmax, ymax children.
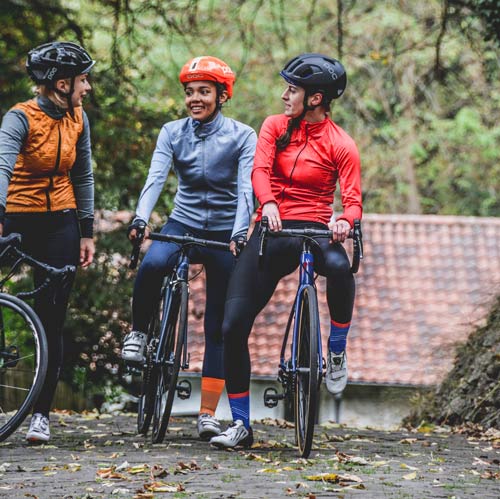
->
<box><xmin>26</xmin><ymin>41</ymin><xmax>95</xmax><ymax>87</ymax></box>
<box><xmin>280</xmin><ymin>52</ymin><xmax>347</xmax><ymax>101</ymax></box>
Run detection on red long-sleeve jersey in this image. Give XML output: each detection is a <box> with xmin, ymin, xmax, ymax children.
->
<box><xmin>252</xmin><ymin>114</ymin><xmax>362</xmax><ymax>227</ymax></box>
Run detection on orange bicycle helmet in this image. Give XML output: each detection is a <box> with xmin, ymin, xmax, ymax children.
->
<box><xmin>179</xmin><ymin>56</ymin><xmax>235</xmax><ymax>98</ymax></box>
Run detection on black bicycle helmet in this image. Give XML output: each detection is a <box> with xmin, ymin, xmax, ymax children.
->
<box><xmin>26</xmin><ymin>41</ymin><xmax>95</xmax><ymax>86</ymax></box>
<box><xmin>280</xmin><ymin>52</ymin><xmax>347</xmax><ymax>101</ymax></box>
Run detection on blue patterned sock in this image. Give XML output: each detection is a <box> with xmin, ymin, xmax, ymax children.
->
<box><xmin>228</xmin><ymin>391</ymin><xmax>250</xmax><ymax>429</ymax></box>
<box><xmin>329</xmin><ymin>320</ymin><xmax>350</xmax><ymax>354</ymax></box>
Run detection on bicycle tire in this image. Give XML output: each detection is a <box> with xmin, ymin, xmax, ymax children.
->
<box><xmin>294</xmin><ymin>285</ymin><xmax>320</xmax><ymax>458</ymax></box>
<box><xmin>0</xmin><ymin>293</ymin><xmax>48</xmax><ymax>442</ymax></box>
<box><xmin>136</xmin><ymin>301</ymin><xmax>160</xmax><ymax>435</ymax></box>
<box><xmin>151</xmin><ymin>281</ymin><xmax>188</xmax><ymax>443</ymax></box>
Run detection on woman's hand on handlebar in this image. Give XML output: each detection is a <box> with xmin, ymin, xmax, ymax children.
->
<box><xmin>328</xmin><ymin>219</ymin><xmax>351</xmax><ymax>243</ymax></box>
<box><xmin>128</xmin><ymin>219</ymin><xmax>149</xmax><ymax>242</ymax></box>
<box><xmin>230</xmin><ymin>236</ymin><xmax>247</xmax><ymax>257</ymax></box>
<box><xmin>261</xmin><ymin>202</ymin><xmax>282</xmax><ymax>232</ymax></box>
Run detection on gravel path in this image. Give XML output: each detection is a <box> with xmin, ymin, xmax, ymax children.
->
<box><xmin>1</xmin><ymin>412</ymin><xmax>499</xmax><ymax>498</ymax></box>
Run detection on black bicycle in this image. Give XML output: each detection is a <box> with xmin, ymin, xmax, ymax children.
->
<box><xmin>0</xmin><ymin>233</ymin><xmax>75</xmax><ymax>442</ymax></box>
<box><xmin>129</xmin><ymin>228</ymin><xmax>230</xmax><ymax>443</ymax></box>
<box><xmin>260</xmin><ymin>218</ymin><xmax>363</xmax><ymax>457</ymax></box>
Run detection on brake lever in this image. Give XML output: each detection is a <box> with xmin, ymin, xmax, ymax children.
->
<box><xmin>258</xmin><ymin>217</ymin><xmax>269</xmax><ymax>257</ymax></box>
<box><xmin>129</xmin><ymin>223</ymin><xmax>146</xmax><ymax>270</ymax></box>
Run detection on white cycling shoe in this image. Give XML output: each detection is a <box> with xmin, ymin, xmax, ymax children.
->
<box><xmin>121</xmin><ymin>331</ymin><xmax>147</xmax><ymax>363</ymax></box>
<box><xmin>325</xmin><ymin>350</ymin><xmax>348</xmax><ymax>394</ymax></box>
<box><xmin>210</xmin><ymin>420</ymin><xmax>254</xmax><ymax>449</ymax></box>
<box><xmin>197</xmin><ymin>413</ymin><xmax>221</xmax><ymax>440</ymax></box>
<box><xmin>26</xmin><ymin>413</ymin><xmax>50</xmax><ymax>443</ymax></box>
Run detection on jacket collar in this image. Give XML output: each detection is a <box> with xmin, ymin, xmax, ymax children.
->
<box><xmin>298</xmin><ymin>115</ymin><xmax>331</xmax><ymax>138</ymax></box>
<box><xmin>191</xmin><ymin>111</ymin><xmax>224</xmax><ymax>138</ymax></box>
<box><xmin>36</xmin><ymin>95</ymin><xmax>68</xmax><ymax>120</ymax></box>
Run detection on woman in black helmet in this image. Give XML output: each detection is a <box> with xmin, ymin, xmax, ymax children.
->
<box><xmin>0</xmin><ymin>41</ymin><xmax>96</xmax><ymax>443</ymax></box>
<box><xmin>211</xmin><ymin>53</ymin><xmax>362</xmax><ymax>449</ymax></box>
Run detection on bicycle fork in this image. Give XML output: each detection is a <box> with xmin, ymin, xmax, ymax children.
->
<box><xmin>157</xmin><ymin>258</ymin><xmax>192</xmax><ymax>400</ymax></box>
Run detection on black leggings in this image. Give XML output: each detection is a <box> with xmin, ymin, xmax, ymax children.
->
<box><xmin>4</xmin><ymin>210</ymin><xmax>80</xmax><ymax>416</ymax></box>
<box><xmin>222</xmin><ymin>220</ymin><xmax>355</xmax><ymax>394</ymax></box>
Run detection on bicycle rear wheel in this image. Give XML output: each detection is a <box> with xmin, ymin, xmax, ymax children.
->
<box><xmin>151</xmin><ymin>281</ymin><xmax>188</xmax><ymax>443</ymax></box>
<box><xmin>294</xmin><ymin>285</ymin><xmax>320</xmax><ymax>458</ymax></box>
<box><xmin>0</xmin><ymin>293</ymin><xmax>47</xmax><ymax>442</ymax></box>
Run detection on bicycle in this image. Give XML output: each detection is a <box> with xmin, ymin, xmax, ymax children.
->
<box><xmin>0</xmin><ymin>233</ymin><xmax>75</xmax><ymax>442</ymax></box>
<box><xmin>129</xmin><ymin>227</ymin><xmax>230</xmax><ymax>444</ymax></box>
<box><xmin>260</xmin><ymin>217</ymin><xmax>363</xmax><ymax>457</ymax></box>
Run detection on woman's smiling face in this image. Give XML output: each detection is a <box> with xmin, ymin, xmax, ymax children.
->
<box><xmin>184</xmin><ymin>80</ymin><xmax>219</xmax><ymax>122</ymax></box>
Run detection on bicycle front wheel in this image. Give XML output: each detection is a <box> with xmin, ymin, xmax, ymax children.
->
<box><xmin>0</xmin><ymin>293</ymin><xmax>47</xmax><ymax>442</ymax></box>
<box><xmin>136</xmin><ymin>316</ymin><xmax>157</xmax><ymax>435</ymax></box>
<box><xmin>294</xmin><ymin>285</ymin><xmax>320</xmax><ymax>458</ymax></box>
<box><xmin>151</xmin><ymin>281</ymin><xmax>188</xmax><ymax>443</ymax></box>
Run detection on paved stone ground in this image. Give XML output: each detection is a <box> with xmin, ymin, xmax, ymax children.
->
<box><xmin>0</xmin><ymin>412</ymin><xmax>499</xmax><ymax>499</ymax></box>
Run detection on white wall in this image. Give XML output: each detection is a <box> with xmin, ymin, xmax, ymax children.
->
<box><xmin>173</xmin><ymin>375</ymin><xmax>419</xmax><ymax>430</ymax></box>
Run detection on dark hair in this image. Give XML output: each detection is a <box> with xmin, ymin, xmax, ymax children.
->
<box><xmin>276</xmin><ymin>116</ymin><xmax>302</xmax><ymax>150</ymax></box>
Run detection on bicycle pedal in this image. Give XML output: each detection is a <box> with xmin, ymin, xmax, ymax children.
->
<box><xmin>125</xmin><ymin>364</ymin><xmax>143</xmax><ymax>375</ymax></box>
<box><xmin>177</xmin><ymin>379</ymin><xmax>192</xmax><ymax>400</ymax></box>
<box><xmin>263</xmin><ymin>387</ymin><xmax>283</xmax><ymax>408</ymax></box>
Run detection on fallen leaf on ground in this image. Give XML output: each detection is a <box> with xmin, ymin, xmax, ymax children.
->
<box><xmin>96</xmin><ymin>466</ymin><xmax>128</xmax><ymax>480</ymax></box>
<box><xmin>245</xmin><ymin>453</ymin><xmax>272</xmax><ymax>463</ymax></box>
<box><xmin>399</xmin><ymin>438</ymin><xmax>418</xmax><ymax>444</ymax></box>
<box><xmin>403</xmin><ymin>471</ymin><xmax>418</xmax><ymax>480</ymax></box>
<box><xmin>144</xmin><ymin>481</ymin><xmax>184</xmax><ymax>492</ymax></box>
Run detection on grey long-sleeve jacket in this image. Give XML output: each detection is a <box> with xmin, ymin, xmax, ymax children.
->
<box><xmin>135</xmin><ymin>112</ymin><xmax>256</xmax><ymax>240</ymax></box>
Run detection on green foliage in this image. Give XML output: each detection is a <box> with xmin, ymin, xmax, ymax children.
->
<box><xmin>1</xmin><ymin>0</ymin><xmax>499</xmax><ymax>393</ymax></box>
<box><xmin>63</xmin><ymin>225</ymin><xmax>132</xmax><ymax>390</ymax></box>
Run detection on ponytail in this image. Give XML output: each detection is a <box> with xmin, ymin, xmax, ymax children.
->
<box><xmin>275</xmin><ymin>115</ymin><xmax>302</xmax><ymax>150</ymax></box>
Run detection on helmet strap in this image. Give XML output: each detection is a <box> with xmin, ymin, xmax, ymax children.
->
<box><xmin>53</xmin><ymin>77</ymin><xmax>76</xmax><ymax>118</ymax></box>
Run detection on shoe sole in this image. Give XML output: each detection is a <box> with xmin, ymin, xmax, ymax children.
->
<box><xmin>211</xmin><ymin>435</ymin><xmax>254</xmax><ymax>449</ymax></box>
<box><xmin>198</xmin><ymin>429</ymin><xmax>220</xmax><ymax>441</ymax></box>
<box><xmin>26</xmin><ymin>436</ymin><xmax>49</xmax><ymax>444</ymax></box>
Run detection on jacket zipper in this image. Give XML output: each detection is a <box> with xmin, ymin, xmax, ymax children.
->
<box><xmin>45</xmin><ymin>125</ymin><xmax>61</xmax><ymax>211</ymax></box>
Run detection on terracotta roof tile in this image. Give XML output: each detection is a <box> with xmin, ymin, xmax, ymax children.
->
<box><xmin>182</xmin><ymin>214</ymin><xmax>500</xmax><ymax>386</ymax></box>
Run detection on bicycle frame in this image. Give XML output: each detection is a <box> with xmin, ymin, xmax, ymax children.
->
<box><xmin>130</xmin><ymin>229</ymin><xmax>230</xmax><ymax>442</ymax></box>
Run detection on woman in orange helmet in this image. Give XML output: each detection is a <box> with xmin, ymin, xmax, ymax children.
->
<box><xmin>122</xmin><ymin>56</ymin><xmax>257</xmax><ymax>440</ymax></box>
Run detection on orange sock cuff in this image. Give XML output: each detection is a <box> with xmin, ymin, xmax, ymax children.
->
<box><xmin>200</xmin><ymin>376</ymin><xmax>225</xmax><ymax>416</ymax></box>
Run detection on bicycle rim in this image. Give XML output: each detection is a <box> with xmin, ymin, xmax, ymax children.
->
<box><xmin>151</xmin><ymin>282</ymin><xmax>188</xmax><ymax>443</ymax></box>
<box><xmin>294</xmin><ymin>285</ymin><xmax>320</xmax><ymax>458</ymax></box>
<box><xmin>0</xmin><ymin>294</ymin><xmax>48</xmax><ymax>442</ymax></box>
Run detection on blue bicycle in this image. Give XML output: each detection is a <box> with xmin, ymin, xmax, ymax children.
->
<box><xmin>129</xmin><ymin>229</ymin><xmax>230</xmax><ymax>443</ymax></box>
<box><xmin>260</xmin><ymin>217</ymin><xmax>363</xmax><ymax>457</ymax></box>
